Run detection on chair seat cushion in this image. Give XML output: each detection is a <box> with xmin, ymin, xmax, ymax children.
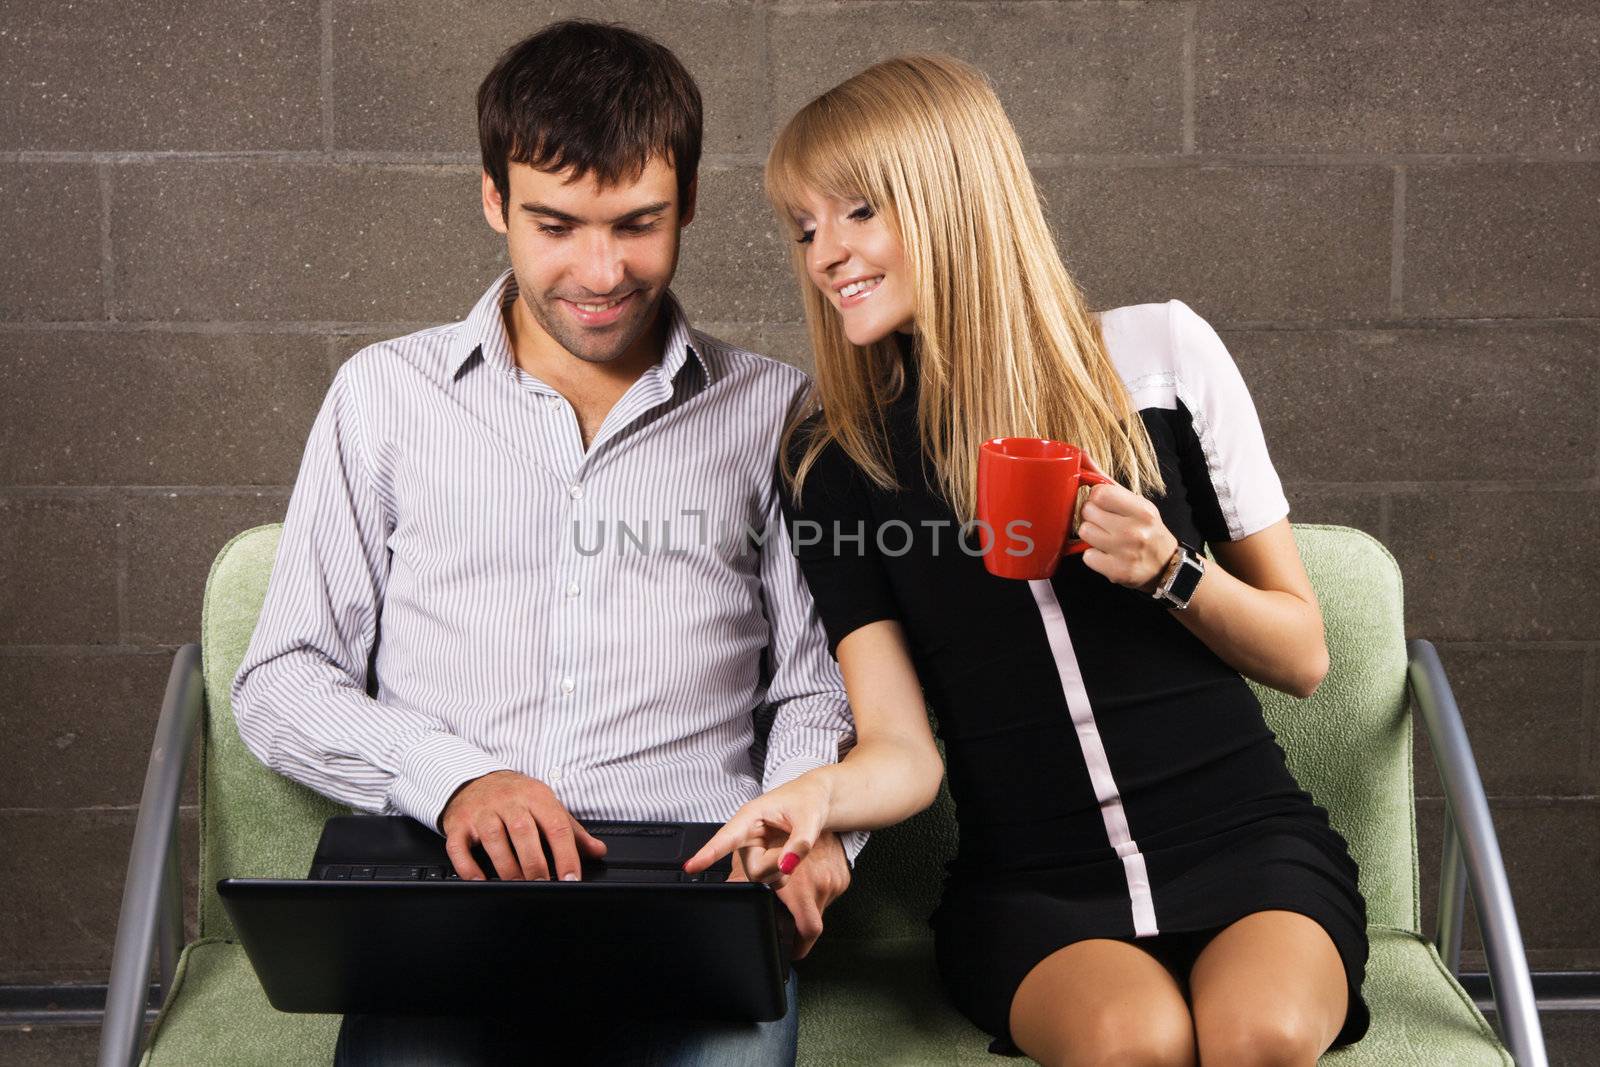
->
<box><xmin>141</xmin><ymin>939</ymin><xmax>339</xmax><ymax>1066</ymax></box>
<box><xmin>143</xmin><ymin>927</ymin><xmax>1507</xmax><ymax>1065</ymax></box>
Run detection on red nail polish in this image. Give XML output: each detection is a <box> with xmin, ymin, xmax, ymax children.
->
<box><xmin>779</xmin><ymin>852</ymin><xmax>800</xmax><ymax>875</ymax></box>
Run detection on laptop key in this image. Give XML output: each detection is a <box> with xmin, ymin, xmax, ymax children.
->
<box><xmin>351</xmin><ymin>865</ymin><xmax>377</xmax><ymax>880</ymax></box>
<box><xmin>375</xmin><ymin>865</ymin><xmax>423</xmax><ymax>880</ymax></box>
<box><xmin>594</xmin><ymin>825</ymin><xmax>676</xmax><ymax>837</ymax></box>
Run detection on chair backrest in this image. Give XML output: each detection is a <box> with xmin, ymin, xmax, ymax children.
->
<box><xmin>820</xmin><ymin>523</ymin><xmax>1420</xmax><ymax>947</ymax></box>
<box><xmin>197</xmin><ymin>522</ymin><xmax>1418</xmax><ymax>943</ymax></box>
<box><xmin>198</xmin><ymin>525</ymin><xmax>344</xmax><ymax>939</ymax></box>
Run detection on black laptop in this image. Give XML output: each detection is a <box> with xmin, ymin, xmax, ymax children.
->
<box><xmin>218</xmin><ymin>815</ymin><xmax>794</xmax><ymax>1021</ymax></box>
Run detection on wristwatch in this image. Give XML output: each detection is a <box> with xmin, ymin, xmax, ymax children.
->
<box><xmin>1151</xmin><ymin>539</ymin><xmax>1205</xmax><ymax>610</ymax></box>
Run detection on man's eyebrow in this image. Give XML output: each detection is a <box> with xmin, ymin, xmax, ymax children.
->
<box><xmin>519</xmin><ymin>201</ymin><xmax>672</xmax><ymax>225</ymax></box>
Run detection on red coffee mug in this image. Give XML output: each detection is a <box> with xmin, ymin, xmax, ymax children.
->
<box><xmin>976</xmin><ymin>437</ymin><xmax>1114</xmax><ymax>580</ymax></box>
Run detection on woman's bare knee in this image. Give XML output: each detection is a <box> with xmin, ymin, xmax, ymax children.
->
<box><xmin>1071</xmin><ymin>1005</ymin><xmax>1195</xmax><ymax>1067</ymax></box>
<box><xmin>1009</xmin><ymin>940</ymin><xmax>1196</xmax><ymax>1067</ymax></box>
<box><xmin>1195</xmin><ymin>1007</ymin><xmax>1324</xmax><ymax>1067</ymax></box>
<box><xmin>1188</xmin><ymin>911</ymin><xmax>1346</xmax><ymax>1067</ymax></box>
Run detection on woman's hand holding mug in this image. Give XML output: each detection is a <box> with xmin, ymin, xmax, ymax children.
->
<box><xmin>1074</xmin><ymin>480</ymin><xmax>1181</xmax><ymax>594</ymax></box>
<box><xmin>976</xmin><ymin>436</ymin><xmax>1178</xmax><ymax>591</ymax></box>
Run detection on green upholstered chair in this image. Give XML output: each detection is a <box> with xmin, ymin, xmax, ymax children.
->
<box><xmin>101</xmin><ymin>523</ymin><xmax>1547</xmax><ymax>1066</ymax></box>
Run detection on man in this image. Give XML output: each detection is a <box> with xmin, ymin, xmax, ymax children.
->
<box><xmin>231</xmin><ymin>20</ymin><xmax>862</xmax><ymax>1065</ymax></box>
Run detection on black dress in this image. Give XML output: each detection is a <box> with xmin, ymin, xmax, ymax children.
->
<box><xmin>777</xmin><ymin>301</ymin><xmax>1369</xmax><ymax>1054</ymax></box>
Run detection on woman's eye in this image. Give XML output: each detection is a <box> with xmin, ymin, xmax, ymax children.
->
<box><xmin>849</xmin><ymin>205</ymin><xmax>875</xmax><ymax>221</ymax></box>
<box><xmin>795</xmin><ymin>230</ymin><xmax>815</xmax><ymax>245</ymax></box>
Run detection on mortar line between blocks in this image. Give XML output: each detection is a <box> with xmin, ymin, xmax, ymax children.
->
<box><xmin>321</xmin><ymin>0</ymin><xmax>336</xmax><ymax>152</ymax></box>
<box><xmin>1390</xmin><ymin>164</ymin><xmax>1407</xmax><ymax>317</ymax></box>
<box><xmin>1181</xmin><ymin>2</ymin><xmax>1196</xmax><ymax>155</ymax></box>
<box><xmin>97</xmin><ymin>164</ymin><xmax>114</xmax><ymax>321</ymax></box>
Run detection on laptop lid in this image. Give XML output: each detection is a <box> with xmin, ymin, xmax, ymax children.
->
<box><xmin>219</xmin><ymin>816</ymin><xmax>793</xmax><ymax>1022</ymax></box>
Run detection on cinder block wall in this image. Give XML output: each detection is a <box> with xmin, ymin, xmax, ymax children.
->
<box><xmin>2</xmin><ymin>1</ymin><xmax>1596</xmax><ymax>986</ymax></box>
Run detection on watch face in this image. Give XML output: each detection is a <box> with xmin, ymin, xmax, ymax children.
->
<box><xmin>1169</xmin><ymin>556</ymin><xmax>1203</xmax><ymax>601</ymax></box>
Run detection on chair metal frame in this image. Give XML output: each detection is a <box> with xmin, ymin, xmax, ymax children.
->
<box><xmin>99</xmin><ymin>644</ymin><xmax>201</xmax><ymax>1067</ymax></box>
<box><xmin>1409</xmin><ymin>638</ymin><xmax>1547</xmax><ymax>1067</ymax></box>
<box><xmin>98</xmin><ymin>637</ymin><xmax>1550</xmax><ymax>1066</ymax></box>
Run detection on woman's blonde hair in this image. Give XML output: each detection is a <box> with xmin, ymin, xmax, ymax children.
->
<box><xmin>768</xmin><ymin>53</ymin><xmax>1166</xmax><ymax>522</ymax></box>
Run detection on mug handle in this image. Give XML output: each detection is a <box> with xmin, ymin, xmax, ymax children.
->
<box><xmin>1062</xmin><ymin>458</ymin><xmax>1114</xmax><ymax>556</ymax></box>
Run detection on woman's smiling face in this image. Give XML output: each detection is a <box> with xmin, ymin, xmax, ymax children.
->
<box><xmin>789</xmin><ymin>188</ymin><xmax>915</xmax><ymax>347</ymax></box>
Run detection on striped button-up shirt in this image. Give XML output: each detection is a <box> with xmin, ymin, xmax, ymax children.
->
<box><xmin>233</xmin><ymin>267</ymin><xmax>864</xmax><ymax>861</ymax></box>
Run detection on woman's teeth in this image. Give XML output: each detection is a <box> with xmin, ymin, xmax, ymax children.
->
<box><xmin>840</xmin><ymin>277</ymin><xmax>884</xmax><ymax>300</ymax></box>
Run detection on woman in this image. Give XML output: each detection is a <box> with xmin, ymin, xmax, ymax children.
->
<box><xmin>686</xmin><ymin>53</ymin><xmax>1369</xmax><ymax>1066</ymax></box>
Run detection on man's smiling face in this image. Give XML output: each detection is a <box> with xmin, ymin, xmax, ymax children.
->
<box><xmin>482</xmin><ymin>155</ymin><xmax>695</xmax><ymax>365</ymax></box>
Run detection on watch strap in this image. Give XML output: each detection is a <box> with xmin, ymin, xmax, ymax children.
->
<box><xmin>1152</xmin><ymin>539</ymin><xmax>1204</xmax><ymax>609</ymax></box>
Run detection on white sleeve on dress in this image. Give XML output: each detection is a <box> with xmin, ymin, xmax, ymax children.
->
<box><xmin>1166</xmin><ymin>299</ymin><xmax>1291</xmax><ymax>542</ymax></box>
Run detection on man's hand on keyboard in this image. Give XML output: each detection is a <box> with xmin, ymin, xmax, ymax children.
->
<box><xmin>439</xmin><ymin>770</ymin><xmax>608</xmax><ymax>881</ymax></box>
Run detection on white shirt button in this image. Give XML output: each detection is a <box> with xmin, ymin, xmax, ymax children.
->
<box><xmin>559</xmin><ymin>675</ymin><xmax>575</xmax><ymax>695</ymax></box>
<box><xmin>568</xmin><ymin>483</ymin><xmax>584</xmax><ymax>500</ymax></box>
<box><xmin>550</xmin><ymin>768</ymin><xmax>564</xmax><ymax>783</ymax></box>
<box><xmin>565</xmin><ymin>582</ymin><xmax>581</xmax><ymax>598</ymax></box>
<box><xmin>545</xmin><ymin>394</ymin><xmax>561</xmax><ymax>409</ymax></box>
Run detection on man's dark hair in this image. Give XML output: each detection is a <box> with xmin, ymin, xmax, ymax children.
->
<box><xmin>477</xmin><ymin>20</ymin><xmax>703</xmax><ymax>221</ymax></box>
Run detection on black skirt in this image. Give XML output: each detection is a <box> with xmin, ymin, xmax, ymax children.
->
<box><xmin>929</xmin><ymin>786</ymin><xmax>1371</xmax><ymax>1054</ymax></box>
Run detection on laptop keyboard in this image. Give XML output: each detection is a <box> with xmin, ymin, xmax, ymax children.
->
<box><xmin>317</xmin><ymin>864</ymin><xmax>455</xmax><ymax>881</ymax></box>
<box><xmin>313</xmin><ymin>863</ymin><xmax>725</xmax><ymax>883</ymax></box>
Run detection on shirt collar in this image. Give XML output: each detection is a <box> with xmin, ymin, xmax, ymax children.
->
<box><xmin>448</xmin><ymin>268</ymin><xmax>711</xmax><ymax>388</ymax></box>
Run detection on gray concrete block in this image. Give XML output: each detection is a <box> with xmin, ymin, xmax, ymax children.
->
<box><xmin>1405</xmin><ymin>164</ymin><xmax>1600</xmax><ymax>318</ymax></box>
<box><xmin>1417</xmin><ymin>798</ymin><xmax>1600</xmax><ymax>966</ymax></box>
<box><xmin>1388</xmin><ymin>489</ymin><xmax>1600</xmax><ymax>642</ymax></box>
<box><xmin>0</xmin><ymin>0</ymin><xmax>322</xmax><ymax>151</ymax></box>
<box><xmin>672</xmin><ymin>166</ymin><xmax>804</xmax><ymax>324</ymax></box>
<box><xmin>123</xmin><ymin>492</ymin><xmax>289</xmax><ymax>646</ymax></box>
<box><xmin>0</xmin><ymin>651</ymin><xmax>185</xmax><ymax>808</ymax></box>
<box><xmin>699</xmin><ymin>321</ymin><xmax>814</xmax><ymax>374</ymax></box>
<box><xmin>334</xmin><ymin>0</ymin><xmax>768</xmax><ymax>157</ymax></box>
<box><xmin>1412</xmin><ymin>645</ymin><xmax>1588</xmax><ymax>798</ymax></box>
<box><xmin>1280</xmin><ymin>487</ymin><xmax>1383</xmax><ymax>539</ymax></box>
<box><xmin>0</xmin><ymin>1023</ymin><xmax>106</xmax><ymax>1066</ymax></box>
<box><xmin>1041</xmin><ymin>165</ymin><xmax>1393</xmax><ymax>322</ymax></box>
<box><xmin>0</xmin><ymin>330</ymin><xmax>331</xmax><ymax>486</ymax></box>
<box><xmin>770</xmin><ymin>2</ymin><xmax>1185</xmax><ymax>155</ymax></box>
<box><xmin>1223</xmin><ymin>323</ymin><xmax>1600</xmax><ymax>484</ymax></box>
<box><xmin>111</xmin><ymin>162</ymin><xmax>509</xmax><ymax>322</ymax></box>
<box><xmin>1527</xmin><ymin>1012</ymin><xmax>1600</xmax><ymax>1066</ymax></box>
<box><xmin>0</xmin><ymin>164</ymin><xmax>103</xmax><ymax>321</ymax></box>
<box><xmin>0</xmin><ymin>494</ymin><xmax>121</xmax><ymax>645</ymax></box>
<box><xmin>1196</xmin><ymin>1</ymin><xmax>1600</xmax><ymax>154</ymax></box>
<box><xmin>0</xmin><ymin>807</ymin><xmax>197</xmax><ymax>983</ymax></box>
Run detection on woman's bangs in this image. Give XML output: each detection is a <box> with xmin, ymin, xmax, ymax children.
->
<box><xmin>765</xmin><ymin>100</ymin><xmax>878</xmax><ymax>217</ymax></box>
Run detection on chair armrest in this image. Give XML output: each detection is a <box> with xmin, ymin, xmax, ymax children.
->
<box><xmin>1407</xmin><ymin>639</ymin><xmax>1548</xmax><ymax>1067</ymax></box>
<box><xmin>98</xmin><ymin>644</ymin><xmax>203</xmax><ymax>1067</ymax></box>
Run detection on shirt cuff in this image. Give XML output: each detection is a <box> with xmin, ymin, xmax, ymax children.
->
<box><xmin>761</xmin><ymin>754</ymin><xmax>870</xmax><ymax>870</ymax></box>
<box><xmin>389</xmin><ymin>731</ymin><xmax>512</xmax><ymax>834</ymax></box>
<box><xmin>838</xmin><ymin>828</ymin><xmax>870</xmax><ymax>868</ymax></box>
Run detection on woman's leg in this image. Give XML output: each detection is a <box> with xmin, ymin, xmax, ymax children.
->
<box><xmin>1187</xmin><ymin>910</ymin><xmax>1348</xmax><ymax>1067</ymax></box>
<box><xmin>1008</xmin><ymin>939</ymin><xmax>1197</xmax><ymax>1067</ymax></box>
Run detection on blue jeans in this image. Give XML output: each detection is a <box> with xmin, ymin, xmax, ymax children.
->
<box><xmin>333</xmin><ymin>969</ymin><xmax>800</xmax><ymax>1066</ymax></box>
